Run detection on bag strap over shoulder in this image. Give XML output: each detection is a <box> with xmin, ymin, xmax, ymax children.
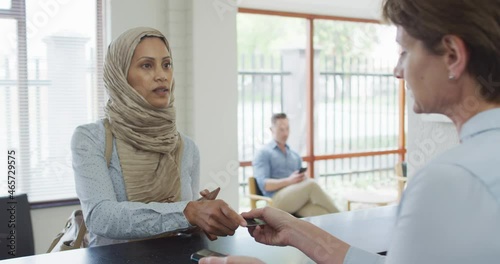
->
<box><xmin>73</xmin><ymin>222</ymin><xmax>87</xmax><ymax>248</ymax></box>
<box><xmin>46</xmin><ymin>223</ymin><xmax>66</xmax><ymax>252</ymax></box>
<box><xmin>103</xmin><ymin>118</ymin><xmax>113</xmax><ymax>168</ymax></box>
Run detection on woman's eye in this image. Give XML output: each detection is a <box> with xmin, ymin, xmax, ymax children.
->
<box><xmin>164</xmin><ymin>62</ymin><xmax>172</xmax><ymax>69</ymax></box>
<box><xmin>141</xmin><ymin>63</ymin><xmax>152</xmax><ymax>69</ymax></box>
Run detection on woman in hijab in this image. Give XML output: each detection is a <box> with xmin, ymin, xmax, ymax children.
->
<box><xmin>71</xmin><ymin>27</ymin><xmax>245</xmax><ymax>247</ymax></box>
<box><xmin>201</xmin><ymin>0</ymin><xmax>500</xmax><ymax>263</ymax></box>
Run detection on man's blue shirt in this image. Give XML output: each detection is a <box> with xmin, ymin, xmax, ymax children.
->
<box><xmin>252</xmin><ymin>141</ymin><xmax>302</xmax><ymax>197</ymax></box>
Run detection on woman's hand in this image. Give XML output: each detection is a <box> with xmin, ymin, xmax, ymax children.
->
<box><xmin>199</xmin><ymin>187</ymin><xmax>221</xmax><ymax>201</ymax></box>
<box><xmin>200</xmin><ymin>256</ymin><xmax>265</xmax><ymax>264</ymax></box>
<box><xmin>184</xmin><ymin>199</ymin><xmax>246</xmax><ymax>241</ymax></box>
<box><xmin>241</xmin><ymin>207</ymin><xmax>298</xmax><ymax>246</ymax></box>
<box><xmin>244</xmin><ymin>207</ymin><xmax>350</xmax><ymax>264</ymax></box>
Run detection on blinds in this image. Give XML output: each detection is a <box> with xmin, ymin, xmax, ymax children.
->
<box><xmin>0</xmin><ymin>0</ymin><xmax>105</xmax><ymax>203</ymax></box>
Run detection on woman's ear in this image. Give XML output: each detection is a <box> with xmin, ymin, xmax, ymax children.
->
<box><xmin>441</xmin><ymin>35</ymin><xmax>469</xmax><ymax>79</ymax></box>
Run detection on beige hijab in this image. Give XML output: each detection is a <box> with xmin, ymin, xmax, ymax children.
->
<box><xmin>104</xmin><ymin>27</ymin><xmax>183</xmax><ymax>203</ymax></box>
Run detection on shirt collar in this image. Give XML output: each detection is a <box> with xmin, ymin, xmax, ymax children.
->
<box><xmin>269</xmin><ymin>140</ymin><xmax>289</xmax><ymax>150</ymax></box>
<box><xmin>460</xmin><ymin>108</ymin><xmax>500</xmax><ymax>142</ymax></box>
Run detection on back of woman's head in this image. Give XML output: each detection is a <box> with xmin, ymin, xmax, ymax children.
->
<box><xmin>383</xmin><ymin>0</ymin><xmax>500</xmax><ymax>102</ymax></box>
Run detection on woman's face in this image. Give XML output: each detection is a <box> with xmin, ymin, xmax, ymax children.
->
<box><xmin>127</xmin><ymin>37</ymin><xmax>173</xmax><ymax>109</ymax></box>
<box><xmin>394</xmin><ymin>26</ymin><xmax>457</xmax><ymax>114</ymax></box>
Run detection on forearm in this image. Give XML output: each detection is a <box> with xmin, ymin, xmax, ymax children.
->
<box><xmin>264</xmin><ymin>178</ymin><xmax>291</xmax><ymax>192</ymax></box>
<box><xmin>85</xmin><ymin>200</ymin><xmax>191</xmax><ymax>239</ymax></box>
<box><xmin>288</xmin><ymin>220</ymin><xmax>350</xmax><ymax>264</ymax></box>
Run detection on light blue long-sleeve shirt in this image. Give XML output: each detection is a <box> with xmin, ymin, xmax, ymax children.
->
<box><xmin>71</xmin><ymin>119</ymin><xmax>200</xmax><ymax>247</ymax></box>
<box><xmin>345</xmin><ymin>108</ymin><xmax>500</xmax><ymax>264</ymax></box>
<box><xmin>252</xmin><ymin>141</ymin><xmax>302</xmax><ymax>197</ymax></box>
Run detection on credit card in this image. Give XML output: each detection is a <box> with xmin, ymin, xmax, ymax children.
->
<box><xmin>244</xmin><ymin>218</ymin><xmax>267</xmax><ymax>226</ymax></box>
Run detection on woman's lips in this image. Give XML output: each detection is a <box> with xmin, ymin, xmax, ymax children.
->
<box><xmin>153</xmin><ymin>87</ymin><xmax>169</xmax><ymax>96</ymax></box>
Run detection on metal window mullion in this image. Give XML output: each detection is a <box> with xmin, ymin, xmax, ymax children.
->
<box><xmin>280</xmin><ymin>55</ymin><xmax>283</xmax><ymax>112</ymax></box>
<box><xmin>371</xmin><ymin>58</ymin><xmax>375</xmax><ymax>180</ymax></box>
<box><xmin>13</xmin><ymin>0</ymin><xmax>31</xmax><ymax>195</ymax></box>
<box><xmin>241</xmin><ymin>54</ymin><xmax>246</xmax><ymax>160</ymax></box>
<box><xmin>251</xmin><ymin>55</ymin><xmax>255</xmax><ymax>157</ymax></box>
<box><xmin>324</xmin><ymin>56</ymin><xmax>328</xmax><ymax>187</ymax></box>
<box><xmin>270</xmin><ymin>55</ymin><xmax>274</xmax><ymax>114</ymax></box>
<box><xmin>260</xmin><ymin>54</ymin><xmax>265</xmax><ymax>145</ymax></box>
<box><xmin>96</xmin><ymin>0</ymin><xmax>105</xmax><ymax>119</ymax></box>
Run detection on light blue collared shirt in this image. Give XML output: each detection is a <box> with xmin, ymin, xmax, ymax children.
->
<box><xmin>252</xmin><ymin>141</ymin><xmax>302</xmax><ymax>197</ymax></box>
<box><xmin>345</xmin><ymin>108</ymin><xmax>500</xmax><ymax>264</ymax></box>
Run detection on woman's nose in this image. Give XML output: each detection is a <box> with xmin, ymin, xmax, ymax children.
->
<box><xmin>393</xmin><ymin>65</ymin><xmax>403</xmax><ymax>79</ymax></box>
<box><xmin>155</xmin><ymin>69</ymin><xmax>167</xmax><ymax>81</ymax></box>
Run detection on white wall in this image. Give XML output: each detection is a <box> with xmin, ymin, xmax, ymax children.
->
<box><xmin>191</xmin><ymin>0</ymin><xmax>240</xmax><ymax>208</ymax></box>
<box><xmin>108</xmin><ymin>0</ymin><xmax>168</xmax><ymax>39</ymax></box>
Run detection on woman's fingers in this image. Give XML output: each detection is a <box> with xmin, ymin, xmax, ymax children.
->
<box><xmin>200</xmin><ymin>189</ymin><xmax>210</xmax><ymax>196</ymax></box>
<box><xmin>204</xmin><ymin>230</ymin><xmax>218</xmax><ymax>241</ymax></box>
<box><xmin>193</xmin><ymin>200</ymin><xmax>243</xmax><ymax>237</ymax></box>
<box><xmin>241</xmin><ymin>208</ymin><xmax>265</xmax><ymax>219</ymax></box>
<box><xmin>199</xmin><ymin>187</ymin><xmax>221</xmax><ymax>201</ymax></box>
<box><xmin>221</xmin><ymin>204</ymin><xmax>247</xmax><ymax>226</ymax></box>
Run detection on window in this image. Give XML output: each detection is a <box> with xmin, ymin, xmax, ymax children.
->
<box><xmin>0</xmin><ymin>0</ymin><xmax>105</xmax><ymax>203</ymax></box>
<box><xmin>313</xmin><ymin>20</ymin><xmax>401</xmax><ymax>192</ymax></box>
<box><xmin>237</xmin><ymin>13</ymin><xmax>308</xmax><ymax>161</ymax></box>
<box><xmin>237</xmin><ymin>10</ymin><xmax>405</xmax><ymax>210</ymax></box>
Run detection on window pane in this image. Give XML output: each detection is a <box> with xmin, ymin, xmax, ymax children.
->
<box><xmin>0</xmin><ymin>0</ymin><xmax>11</xmax><ymax>9</ymax></box>
<box><xmin>237</xmin><ymin>13</ymin><xmax>308</xmax><ymax>164</ymax></box>
<box><xmin>0</xmin><ymin>19</ymin><xmax>18</xmax><ymax>196</ymax></box>
<box><xmin>0</xmin><ymin>1</ymin><xmax>100</xmax><ymax>203</ymax></box>
<box><xmin>23</xmin><ymin>0</ymin><xmax>98</xmax><ymax>202</ymax></box>
<box><xmin>313</xmin><ymin>19</ymin><xmax>399</xmax><ymax>178</ymax></box>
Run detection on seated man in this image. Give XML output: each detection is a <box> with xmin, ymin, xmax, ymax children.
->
<box><xmin>253</xmin><ymin>113</ymin><xmax>339</xmax><ymax>217</ymax></box>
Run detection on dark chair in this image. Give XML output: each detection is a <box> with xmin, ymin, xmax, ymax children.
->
<box><xmin>248</xmin><ymin>176</ymin><xmax>273</xmax><ymax>209</ymax></box>
<box><xmin>0</xmin><ymin>194</ymin><xmax>35</xmax><ymax>259</ymax></box>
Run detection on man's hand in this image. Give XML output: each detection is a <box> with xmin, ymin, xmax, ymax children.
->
<box><xmin>287</xmin><ymin>171</ymin><xmax>306</xmax><ymax>185</ymax></box>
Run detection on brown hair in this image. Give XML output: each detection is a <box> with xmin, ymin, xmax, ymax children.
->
<box><xmin>382</xmin><ymin>0</ymin><xmax>500</xmax><ymax>102</ymax></box>
<box><xmin>271</xmin><ymin>113</ymin><xmax>287</xmax><ymax>126</ymax></box>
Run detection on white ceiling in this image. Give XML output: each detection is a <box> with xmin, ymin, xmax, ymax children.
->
<box><xmin>238</xmin><ymin>0</ymin><xmax>384</xmax><ymax>20</ymax></box>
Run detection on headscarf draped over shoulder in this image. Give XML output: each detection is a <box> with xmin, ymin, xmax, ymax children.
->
<box><xmin>103</xmin><ymin>27</ymin><xmax>183</xmax><ymax>203</ymax></box>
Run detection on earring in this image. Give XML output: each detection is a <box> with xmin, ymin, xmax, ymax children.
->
<box><xmin>448</xmin><ymin>74</ymin><xmax>455</xmax><ymax>80</ymax></box>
